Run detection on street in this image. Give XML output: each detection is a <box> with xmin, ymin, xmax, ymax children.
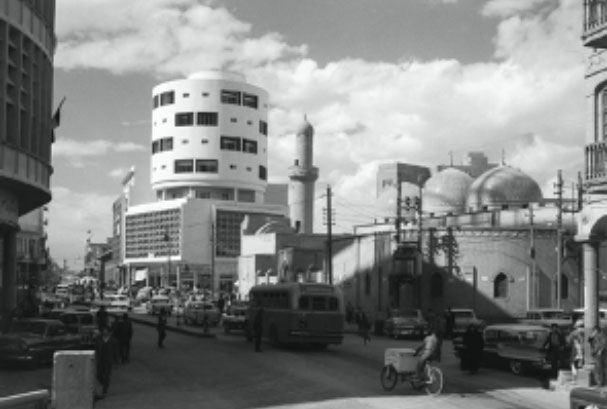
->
<box><xmin>0</xmin><ymin>319</ymin><xmax>570</xmax><ymax>409</ymax></box>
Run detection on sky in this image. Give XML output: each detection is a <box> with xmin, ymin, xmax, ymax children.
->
<box><xmin>49</xmin><ymin>0</ymin><xmax>587</xmax><ymax>270</ymax></box>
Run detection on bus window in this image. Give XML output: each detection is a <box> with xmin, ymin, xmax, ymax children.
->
<box><xmin>312</xmin><ymin>296</ymin><xmax>327</xmax><ymax>311</ymax></box>
<box><xmin>299</xmin><ymin>296</ymin><xmax>310</xmax><ymax>310</ymax></box>
<box><xmin>328</xmin><ymin>297</ymin><xmax>339</xmax><ymax>311</ymax></box>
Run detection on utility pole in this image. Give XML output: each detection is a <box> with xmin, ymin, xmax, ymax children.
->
<box><xmin>395</xmin><ymin>181</ymin><xmax>402</xmax><ymax>244</ymax></box>
<box><xmin>529</xmin><ymin>206</ymin><xmax>536</xmax><ymax>309</ymax></box>
<box><xmin>164</xmin><ymin>225</ymin><xmax>171</xmax><ymax>288</ymax></box>
<box><xmin>210</xmin><ymin>223</ymin><xmax>215</xmax><ymax>294</ymax></box>
<box><xmin>555</xmin><ymin>169</ymin><xmax>563</xmax><ymax>309</ymax></box>
<box><xmin>325</xmin><ymin>186</ymin><xmax>334</xmax><ymax>284</ymax></box>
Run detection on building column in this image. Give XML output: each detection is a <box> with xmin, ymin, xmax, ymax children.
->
<box><xmin>1</xmin><ymin>227</ymin><xmax>18</xmax><ymax>320</ymax></box>
<box><xmin>583</xmin><ymin>241</ymin><xmax>599</xmax><ymax>370</ymax></box>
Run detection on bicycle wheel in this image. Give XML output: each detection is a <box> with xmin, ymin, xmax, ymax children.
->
<box><xmin>424</xmin><ymin>365</ymin><xmax>443</xmax><ymax>396</ymax></box>
<box><xmin>380</xmin><ymin>365</ymin><xmax>398</xmax><ymax>391</ymax></box>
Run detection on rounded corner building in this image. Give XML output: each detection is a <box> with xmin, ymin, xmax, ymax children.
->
<box><xmin>123</xmin><ymin>70</ymin><xmax>286</xmax><ymax>293</ymax></box>
<box><xmin>0</xmin><ymin>0</ymin><xmax>56</xmax><ymax>317</ymax></box>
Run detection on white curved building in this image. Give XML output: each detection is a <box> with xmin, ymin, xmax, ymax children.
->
<box><xmin>151</xmin><ymin>71</ymin><xmax>269</xmax><ymax>204</ymax></box>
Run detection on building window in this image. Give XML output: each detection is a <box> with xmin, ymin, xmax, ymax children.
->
<box><xmin>559</xmin><ymin>274</ymin><xmax>569</xmax><ymax>299</ymax></box>
<box><xmin>493</xmin><ymin>273</ymin><xmax>508</xmax><ymax>298</ymax></box>
<box><xmin>602</xmin><ymin>88</ymin><xmax>607</xmax><ymax>141</ymax></box>
<box><xmin>174</xmin><ymin>159</ymin><xmax>193</xmax><ymax>173</ymax></box>
<box><xmin>175</xmin><ymin>112</ymin><xmax>194</xmax><ymax>126</ymax></box>
<box><xmin>201</xmin><ymin>139</ymin><xmax>208</xmax><ymax>144</ymax></box>
<box><xmin>160</xmin><ymin>137</ymin><xmax>173</xmax><ymax>151</ymax></box>
<box><xmin>221</xmin><ymin>90</ymin><xmax>241</xmax><ymax>105</ymax></box>
<box><xmin>230</xmin><ymin>118</ymin><xmax>237</xmax><ymax>123</ymax></box>
<box><xmin>259</xmin><ymin>120</ymin><xmax>268</xmax><ymax>136</ymax></box>
<box><xmin>430</xmin><ymin>272</ymin><xmax>443</xmax><ymax>297</ymax></box>
<box><xmin>195</xmin><ymin>159</ymin><xmax>218</xmax><ymax>173</ymax></box>
<box><xmin>220</xmin><ymin>136</ymin><xmax>241</xmax><ymax>151</ymax></box>
<box><xmin>197</xmin><ymin>112</ymin><xmax>218</xmax><ymax>126</ymax></box>
<box><xmin>242</xmin><ymin>93</ymin><xmax>258</xmax><ymax>109</ymax></box>
<box><xmin>183</xmin><ymin>93</ymin><xmax>190</xmax><ymax>98</ymax></box>
<box><xmin>202</xmin><ymin>92</ymin><xmax>209</xmax><ymax>97</ymax></box>
<box><xmin>153</xmin><ymin>95</ymin><xmax>159</xmax><ymax>108</ymax></box>
<box><xmin>182</xmin><ymin>139</ymin><xmax>189</xmax><ymax>144</ymax></box>
<box><xmin>152</xmin><ymin>140</ymin><xmax>160</xmax><ymax>154</ymax></box>
<box><xmin>160</xmin><ymin>91</ymin><xmax>175</xmax><ymax>106</ymax></box>
<box><xmin>259</xmin><ymin>165</ymin><xmax>267</xmax><ymax>181</ymax></box>
<box><xmin>242</xmin><ymin>139</ymin><xmax>257</xmax><ymax>154</ymax></box>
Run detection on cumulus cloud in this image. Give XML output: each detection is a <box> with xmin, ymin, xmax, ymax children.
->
<box><xmin>54</xmin><ymin>0</ymin><xmax>587</xmax><ymax>236</ymax></box>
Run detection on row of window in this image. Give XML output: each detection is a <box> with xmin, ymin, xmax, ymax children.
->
<box><xmin>170</xmin><ymin>159</ymin><xmax>267</xmax><ymax>180</ymax></box>
<box><xmin>152</xmin><ymin>89</ymin><xmax>261</xmax><ymax>109</ymax></box>
<box><xmin>152</xmin><ymin>136</ymin><xmax>259</xmax><ymax>155</ymax></box>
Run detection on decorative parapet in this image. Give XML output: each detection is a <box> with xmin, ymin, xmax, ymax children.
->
<box><xmin>287</xmin><ymin>165</ymin><xmax>319</xmax><ymax>182</ymax></box>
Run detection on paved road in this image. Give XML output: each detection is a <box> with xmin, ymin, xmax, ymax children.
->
<box><xmin>0</xmin><ymin>320</ymin><xmax>570</xmax><ymax>409</ymax></box>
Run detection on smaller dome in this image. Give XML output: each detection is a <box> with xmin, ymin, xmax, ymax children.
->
<box><xmin>423</xmin><ymin>168</ymin><xmax>473</xmax><ymax>215</ymax></box>
<box><xmin>466</xmin><ymin>166</ymin><xmax>543</xmax><ymax>211</ymax></box>
<box><xmin>296</xmin><ymin>115</ymin><xmax>314</xmax><ymax>137</ymax></box>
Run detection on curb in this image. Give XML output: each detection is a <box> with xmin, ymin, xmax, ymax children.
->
<box><xmin>111</xmin><ymin>313</ymin><xmax>217</xmax><ymax>339</ymax></box>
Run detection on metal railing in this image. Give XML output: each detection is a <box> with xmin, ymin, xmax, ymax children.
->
<box><xmin>0</xmin><ymin>390</ymin><xmax>49</xmax><ymax>409</ymax></box>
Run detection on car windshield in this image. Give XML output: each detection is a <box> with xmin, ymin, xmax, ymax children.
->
<box><xmin>399</xmin><ymin>310</ymin><xmax>419</xmax><ymax>319</ymax></box>
<box><xmin>517</xmin><ymin>330</ymin><xmax>547</xmax><ymax>346</ymax></box>
<box><xmin>542</xmin><ymin>311</ymin><xmax>566</xmax><ymax>319</ymax></box>
<box><xmin>454</xmin><ymin>311</ymin><xmax>474</xmax><ymax>318</ymax></box>
<box><xmin>11</xmin><ymin>321</ymin><xmax>46</xmax><ymax>335</ymax></box>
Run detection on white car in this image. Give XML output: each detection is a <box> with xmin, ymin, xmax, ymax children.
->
<box><xmin>104</xmin><ymin>294</ymin><xmax>132</xmax><ymax>312</ymax></box>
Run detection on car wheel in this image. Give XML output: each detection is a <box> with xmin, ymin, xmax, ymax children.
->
<box><xmin>509</xmin><ymin>360</ymin><xmax>525</xmax><ymax>375</ymax></box>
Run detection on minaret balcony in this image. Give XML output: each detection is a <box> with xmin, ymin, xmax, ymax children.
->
<box><xmin>288</xmin><ymin>165</ymin><xmax>319</xmax><ymax>182</ymax></box>
<box><xmin>583</xmin><ymin>0</ymin><xmax>607</xmax><ymax>48</ymax></box>
<box><xmin>585</xmin><ymin>140</ymin><xmax>607</xmax><ymax>191</ymax></box>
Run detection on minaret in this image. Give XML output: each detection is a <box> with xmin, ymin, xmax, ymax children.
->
<box><xmin>288</xmin><ymin>116</ymin><xmax>319</xmax><ymax>233</ymax></box>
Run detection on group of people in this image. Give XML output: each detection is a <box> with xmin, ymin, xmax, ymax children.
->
<box><xmin>94</xmin><ymin>306</ymin><xmax>134</xmax><ymax>399</ymax></box>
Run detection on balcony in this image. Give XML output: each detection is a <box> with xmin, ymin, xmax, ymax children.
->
<box><xmin>585</xmin><ymin>140</ymin><xmax>607</xmax><ymax>192</ymax></box>
<box><xmin>583</xmin><ymin>0</ymin><xmax>607</xmax><ymax>48</ymax></box>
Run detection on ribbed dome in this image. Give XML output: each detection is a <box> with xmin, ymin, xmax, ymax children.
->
<box><xmin>423</xmin><ymin>168</ymin><xmax>473</xmax><ymax>215</ymax></box>
<box><xmin>296</xmin><ymin>115</ymin><xmax>314</xmax><ymax>137</ymax></box>
<box><xmin>466</xmin><ymin>166</ymin><xmax>543</xmax><ymax>211</ymax></box>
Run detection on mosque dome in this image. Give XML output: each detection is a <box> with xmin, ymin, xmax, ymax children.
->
<box><xmin>296</xmin><ymin>115</ymin><xmax>314</xmax><ymax>137</ymax></box>
<box><xmin>422</xmin><ymin>168</ymin><xmax>473</xmax><ymax>215</ymax></box>
<box><xmin>465</xmin><ymin>166</ymin><xmax>543</xmax><ymax>212</ymax></box>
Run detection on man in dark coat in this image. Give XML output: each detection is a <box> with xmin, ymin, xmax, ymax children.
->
<box><xmin>445</xmin><ymin>307</ymin><xmax>455</xmax><ymax>340</ymax></box>
<box><xmin>96</xmin><ymin>306</ymin><xmax>108</xmax><ymax>331</ymax></box>
<box><xmin>462</xmin><ymin>324</ymin><xmax>484</xmax><ymax>373</ymax></box>
<box><xmin>115</xmin><ymin>314</ymin><xmax>133</xmax><ymax>363</ymax></box>
<box><xmin>253</xmin><ymin>307</ymin><xmax>264</xmax><ymax>352</ymax></box>
<box><xmin>95</xmin><ymin>325</ymin><xmax>115</xmax><ymax>398</ymax></box>
<box><xmin>157</xmin><ymin>312</ymin><xmax>167</xmax><ymax>348</ymax></box>
<box><xmin>543</xmin><ymin>323</ymin><xmax>565</xmax><ymax>378</ymax></box>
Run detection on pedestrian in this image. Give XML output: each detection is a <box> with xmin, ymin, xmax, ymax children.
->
<box><xmin>589</xmin><ymin>325</ymin><xmax>606</xmax><ymax>386</ymax></box>
<box><xmin>110</xmin><ymin>316</ymin><xmax>123</xmax><ymax>364</ymax></box>
<box><xmin>461</xmin><ymin>324</ymin><xmax>483</xmax><ymax>373</ymax></box>
<box><xmin>543</xmin><ymin>323</ymin><xmax>565</xmax><ymax>379</ymax></box>
<box><xmin>96</xmin><ymin>305</ymin><xmax>108</xmax><ymax>331</ymax></box>
<box><xmin>253</xmin><ymin>307</ymin><xmax>264</xmax><ymax>352</ymax></box>
<box><xmin>359</xmin><ymin>310</ymin><xmax>371</xmax><ymax>345</ymax></box>
<box><xmin>445</xmin><ymin>307</ymin><xmax>455</xmax><ymax>340</ymax></box>
<box><xmin>118</xmin><ymin>313</ymin><xmax>133</xmax><ymax>363</ymax></box>
<box><xmin>94</xmin><ymin>325</ymin><xmax>115</xmax><ymax>399</ymax></box>
<box><xmin>157</xmin><ymin>311</ymin><xmax>167</xmax><ymax>348</ymax></box>
<box><xmin>567</xmin><ymin>322</ymin><xmax>584</xmax><ymax>382</ymax></box>
<box><xmin>345</xmin><ymin>302</ymin><xmax>354</xmax><ymax>324</ymax></box>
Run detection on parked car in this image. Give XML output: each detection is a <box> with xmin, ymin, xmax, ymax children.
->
<box><xmin>147</xmin><ymin>296</ymin><xmax>173</xmax><ymax>316</ymax></box>
<box><xmin>183</xmin><ymin>301</ymin><xmax>220</xmax><ymax>326</ymax></box>
<box><xmin>570</xmin><ymin>308</ymin><xmax>607</xmax><ymax>328</ymax></box>
<box><xmin>221</xmin><ymin>303</ymin><xmax>248</xmax><ymax>334</ymax></box>
<box><xmin>384</xmin><ymin>309</ymin><xmax>428</xmax><ymax>339</ymax></box>
<box><xmin>450</xmin><ymin>308</ymin><xmax>485</xmax><ymax>336</ymax></box>
<box><xmin>136</xmin><ymin>286</ymin><xmax>153</xmax><ymax>302</ymax></box>
<box><xmin>57</xmin><ymin>310</ymin><xmax>98</xmax><ymax>349</ymax></box>
<box><xmin>0</xmin><ymin>319</ymin><xmax>83</xmax><ymax>368</ymax></box>
<box><xmin>520</xmin><ymin>308</ymin><xmax>572</xmax><ymax>331</ymax></box>
<box><xmin>454</xmin><ymin>323</ymin><xmax>554</xmax><ymax>375</ymax></box>
<box><xmin>105</xmin><ymin>294</ymin><xmax>132</xmax><ymax>313</ymax></box>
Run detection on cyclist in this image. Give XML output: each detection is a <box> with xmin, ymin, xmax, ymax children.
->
<box><xmin>414</xmin><ymin>325</ymin><xmax>440</xmax><ymax>381</ymax></box>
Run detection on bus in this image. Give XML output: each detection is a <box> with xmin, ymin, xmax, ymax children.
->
<box><xmin>246</xmin><ymin>282</ymin><xmax>345</xmax><ymax>348</ymax></box>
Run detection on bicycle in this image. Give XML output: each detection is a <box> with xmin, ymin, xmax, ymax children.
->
<box><xmin>379</xmin><ymin>348</ymin><xmax>443</xmax><ymax>396</ymax></box>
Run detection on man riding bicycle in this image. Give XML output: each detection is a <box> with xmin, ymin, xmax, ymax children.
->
<box><xmin>414</xmin><ymin>325</ymin><xmax>441</xmax><ymax>381</ymax></box>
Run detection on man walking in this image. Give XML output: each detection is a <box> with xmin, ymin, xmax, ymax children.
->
<box><xmin>253</xmin><ymin>307</ymin><xmax>264</xmax><ymax>352</ymax></box>
<box><xmin>157</xmin><ymin>312</ymin><xmax>167</xmax><ymax>348</ymax></box>
<box><xmin>95</xmin><ymin>326</ymin><xmax>115</xmax><ymax>399</ymax></box>
<box><xmin>543</xmin><ymin>324</ymin><xmax>565</xmax><ymax>379</ymax></box>
<box><xmin>96</xmin><ymin>305</ymin><xmax>108</xmax><ymax>331</ymax></box>
<box><xmin>117</xmin><ymin>313</ymin><xmax>133</xmax><ymax>363</ymax></box>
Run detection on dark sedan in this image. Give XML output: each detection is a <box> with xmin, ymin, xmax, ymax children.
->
<box><xmin>0</xmin><ymin>319</ymin><xmax>83</xmax><ymax>368</ymax></box>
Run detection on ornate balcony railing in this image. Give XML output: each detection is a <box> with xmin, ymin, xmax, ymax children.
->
<box><xmin>584</xmin><ymin>0</ymin><xmax>607</xmax><ymax>48</ymax></box>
